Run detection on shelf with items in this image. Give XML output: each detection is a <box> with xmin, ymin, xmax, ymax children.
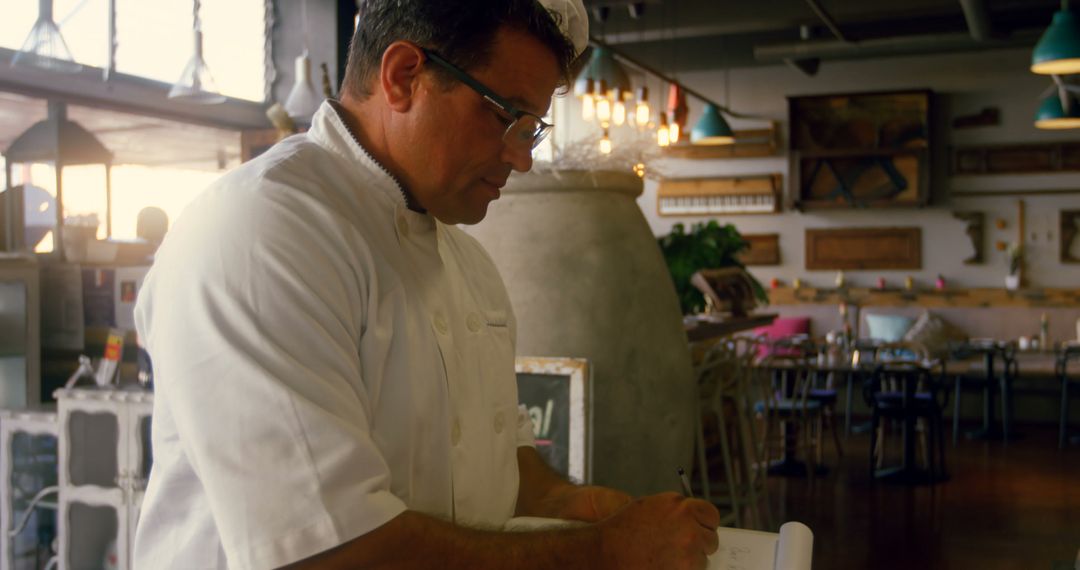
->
<box><xmin>769</xmin><ymin>286</ymin><xmax>1080</xmax><ymax>308</ymax></box>
<box><xmin>788</xmin><ymin>90</ymin><xmax>932</xmax><ymax>210</ymax></box>
<box><xmin>663</xmin><ymin>122</ymin><xmax>781</xmax><ymax>159</ymax></box>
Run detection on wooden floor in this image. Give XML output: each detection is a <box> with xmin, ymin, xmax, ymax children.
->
<box><xmin>763</xmin><ymin>423</ymin><xmax>1080</xmax><ymax>569</ymax></box>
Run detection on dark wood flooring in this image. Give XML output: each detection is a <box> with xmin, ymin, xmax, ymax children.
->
<box><xmin>765</xmin><ymin>423</ymin><xmax>1080</xmax><ymax>569</ymax></box>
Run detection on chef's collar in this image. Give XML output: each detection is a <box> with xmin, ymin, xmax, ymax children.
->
<box><xmin>311</xmin><ymin>100</ymin><xmax>428</xmax><ymax>215</ymax></box>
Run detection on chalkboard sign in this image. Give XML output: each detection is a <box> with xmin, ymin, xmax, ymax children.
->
<box><xmin>515</xmin><ymin>357</ymin><xmax>590</xmax><ymax>483</ymax></box>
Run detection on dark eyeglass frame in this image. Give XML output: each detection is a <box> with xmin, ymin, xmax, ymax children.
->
<box><xmin>421</xmin><ymin>48</ymin><xmax>553</xmax><ymax>150</ymax></box>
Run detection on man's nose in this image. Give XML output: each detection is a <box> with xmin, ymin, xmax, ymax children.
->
<box><xmin>502</xmin><ymin>143</ymin><xmax>533</xmax><ymax>173</ymax></box>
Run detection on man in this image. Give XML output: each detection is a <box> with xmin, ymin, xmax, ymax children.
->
<box><xmin>134</xmin><ymin>1</ymin><xmax>719</xmax><ymax>568</ymax></box>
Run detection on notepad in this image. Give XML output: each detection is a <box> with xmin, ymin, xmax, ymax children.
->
<box><xmin>711</xmin><ymin>522</ymin><xmax>813</xmax><ymax>570</ymax></box>
<box><xmin>503</xmin><ymin>518</ymin><xmax>813</xmax><ymax>570</ymax></box>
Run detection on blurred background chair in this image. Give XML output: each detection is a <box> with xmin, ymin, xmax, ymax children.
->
<box><xmin>753</xmin><ymin>339</ymin><xmax>824</xmax><ymax>479</ymax></box>
<box><xmin>1057</xmin><ymin>343</ymin><xmax>1080</xmax><ymax>449</ymax></box>
<box><xmin>949</xmin><ymin>340</ymin><xmax>1017</xmax><ymax>444</ymax></box>
<box><xmin>692</xmin><ymin>337</ymin><xmax>773</xmax><ymax>530</ymax></box>
<box><xmin>864</xmin><ymin>351</ymin><xmax>949</xmax><ymax>483</ymax></box>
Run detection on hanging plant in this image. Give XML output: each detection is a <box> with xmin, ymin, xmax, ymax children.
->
<box><xmin>657</xmin><ymin>221</ymin><xmax>768</xmax><ymax>315</ymax></box>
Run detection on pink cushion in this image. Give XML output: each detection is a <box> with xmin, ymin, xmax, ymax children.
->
<box><xmin>754</xmin><ymin>317</ymin><xmax>811</xmax><ymax>359</ymax></box>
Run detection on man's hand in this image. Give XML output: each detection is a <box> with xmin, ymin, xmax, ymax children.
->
<box><xmin>596</xmin><ymin>492</ymin><xmax>720</xmax><ymax>570</ymax></box>
<box><xmin>539</xmin><ymin>484</ymin><xmax>632</xmax><ymax>522</ymax></box>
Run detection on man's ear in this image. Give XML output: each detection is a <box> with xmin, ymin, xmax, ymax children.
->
<box><xmin>380</xmin><ymin>41</ymin><xmax>426</xmax><ymax>112</ymax></box>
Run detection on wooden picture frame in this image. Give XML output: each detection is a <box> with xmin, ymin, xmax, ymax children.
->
<box><xmin>805</xmin><ymin>227</ymin><xmax>922</xmax><ymax>270</ymax></box>
<box><xmin>1062</xmin><ymin>210</ymin><xmax>1080</xmax><ymax>263</ymax></box>
<box><xmin>952</xmin><ymin>142</ymin><xmax>1080</xmax><ymax>175</ymax></box>
<box><xmin>738</xmin><ymin>233</ymin><xmax>781</xmax><ymax>266</ymax></box>
<box><xmin>515</xmin><ymin>357</ymin><xmax>591</xmax><ymax>484</ymax></box>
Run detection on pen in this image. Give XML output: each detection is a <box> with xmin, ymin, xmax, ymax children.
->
<box><xmin>677</xmin><ymin>466</ymin><xmax>694</xmax><ymax>498</ymax></box>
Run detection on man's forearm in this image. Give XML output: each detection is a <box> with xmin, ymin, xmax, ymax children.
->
<box><xmin>284</xmin><ymin>510</ymin><xmax>604</xmax><ymax>570</ymax></box>
<box><xmin>516</xmin><ymin>446</ymin><xmax>578</xmax><ymax>518</ymax></box>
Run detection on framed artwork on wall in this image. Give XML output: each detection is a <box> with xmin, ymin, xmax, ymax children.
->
<box><xmin>788</xmin><ymin>89</ymin><xmax>932</xmax><ymax>210</ymax></box>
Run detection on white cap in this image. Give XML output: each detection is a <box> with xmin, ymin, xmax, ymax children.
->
<box><xmin>537</xmin><ymin>0</ymin><xmax>589</xmax><ymax>58</ymax></box>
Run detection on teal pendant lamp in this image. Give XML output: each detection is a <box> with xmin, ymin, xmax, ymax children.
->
<box><xmin>690</xmin><ymin>104</ymin><xmax>735</xmax><ymax>145</ymax></box>
<box><xmin>1032</xmin><ymin>1</ymin><xmax>1080</xmax><ymax>74</ymax></box>
<box><xmin>573</xmin><ymin>46</ymin><xmax>631</xmax><ymax>97</ymax></box>
<box><xmin>1034</xmin><ymin>91</ymin><xmax>1080</xmax><ymax>129</ymax></box>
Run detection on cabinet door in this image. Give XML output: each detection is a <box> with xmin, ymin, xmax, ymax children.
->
<box><xmin>59</xmin><ymin>400</ymin><xmax>125</xmax><ymax>570</ymax></box>
<box><xmin>122</xmin><ymin>405</ymin><xmax>152</xmax><ymax>570</ymax></box>
<box><xmin>1</xmin><ymin>421</ymin><xmax>58</xmax><ymax>570</ymax></box>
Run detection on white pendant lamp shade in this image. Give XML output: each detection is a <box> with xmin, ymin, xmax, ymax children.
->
<box><xmin>11</xmin><ymin>0</ymin><xmax>82</xmax><ymax>73</ymax></box>
<box><xmin>285</xmin><ymin>51</ymin><xmax>322</xmax><ymax>123</ymax></box>
<box><xmin>169</xmin><ymin>1</ymin><xmax>226</xmax><ymax>104</ymax></box>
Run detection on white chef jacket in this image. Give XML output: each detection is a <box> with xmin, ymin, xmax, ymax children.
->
<box><xmin>133</xmin><ymin>101</ymin><xmax>536</xmax><ymax>569</ymax></box>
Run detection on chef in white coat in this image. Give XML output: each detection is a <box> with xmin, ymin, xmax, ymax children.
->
<box><xmin>133</xmin><ymin>1</ymin><xmax>719</xmax><ymax>568</ymax></box>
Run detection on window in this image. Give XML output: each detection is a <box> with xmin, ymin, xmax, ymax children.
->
<box><xmin>117</xmin><ymin>0</ymin><xmax>267</xmax><ymax>102</ymax></box>
<box><xmin>1</xmin><ymin>0</ymin><xmax>267</xmax><ymax>102</ymax></box>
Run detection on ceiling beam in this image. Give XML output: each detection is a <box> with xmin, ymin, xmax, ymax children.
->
<box><xmin>0</xmin><ymin>48</ymin><xmax>270</xmax><ymax>131</ymax></box>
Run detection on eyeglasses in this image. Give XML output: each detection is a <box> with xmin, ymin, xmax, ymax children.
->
<box><xmin>422</xmin><ymin>48</ymin><xmax>553</xmax><ymax>151</ymax></box>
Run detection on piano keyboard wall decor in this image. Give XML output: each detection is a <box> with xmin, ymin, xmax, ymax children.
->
<box><xmin>657</xmin><ymin>175</ymin><xmax>782</xmax><ymax>216</ymax></box>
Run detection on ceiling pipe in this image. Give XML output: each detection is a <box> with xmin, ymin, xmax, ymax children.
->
<box><xmin>805</xmin><ymin>0</ymin><xmax>851</xmax><ymax>43</ymax></box>
<box><xmin>755</xmin><ymin>29</ymin><xmax>1039</xmax><ymax>63</ymax></box>
<box><xmin>958</xmin><ymin>0</ymin><xmax>995</xmax><ymax>42</ymax></box>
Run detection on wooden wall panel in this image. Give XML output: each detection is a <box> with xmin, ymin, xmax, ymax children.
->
<box><xmin>738</xmin><ymin>234</ymin><xmax>781</xmax><ymax>266</ymax></box>
<box><xmin>805</xmin><ymin>227</ymin><xmax>921</xmax><ymax>270</ymax></box>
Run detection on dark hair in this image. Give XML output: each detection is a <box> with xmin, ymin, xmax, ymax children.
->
<box><xmin>343</xmin><ymin>0</ymin><xmax>577</xmax><ymax>99</ymax></box>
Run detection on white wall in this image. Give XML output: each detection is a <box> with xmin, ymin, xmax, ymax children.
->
<box><xmin>554</xmin><ymin>47</ymin><xmax>1080</xmax><ymax>289</ymax></box>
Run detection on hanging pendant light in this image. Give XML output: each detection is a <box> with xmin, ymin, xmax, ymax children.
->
<box><xmin>657</xmin><ymin>114</ymin><xmax>670</xmax><ymax>148</ymax></box>
<box><xmin>1032</xmin><ymin>1</ymin><xmax>1080</xmax><ymax>75</ymax></box>
<box><xmin>169</xmin><ymin>0</ymin><xmax>226</xmax><ymax>104</ymax></box>
<box><xmin>11</xmin><ymin>0</ymin><xmax>82</xmax><ymax>73</ymax></box>
<box><xmin>612</xmin><ymin>88</ymin><xmax>627</xmax><ymax>126</ymax></box>
<box><xmin>1035</xmin><ymin>90</ymin><xmax>1080</xmax><ymax>128</ymax></box>
<box><xmin>581</xmin><ymin>78</ymin><xmax>596</xmax><ymax>122</ymax></box>
<box><xmin>284</xmin><ymin>0</ymin><xmax>323</xmax><ymax>123</ymax></box>
<box><xmin>691</xmin><ymin>104</ymin><xmax>736</xmax><ymax>145</ymax></box>
<box><xmin>573</xmin><ymin>46</ymin><xmax>632</xmax><ymax>97</ymax></box>
<box><xmin>599</xmin><ymin>128</ymin><xmax>613</xmax><ymax>154</ymax></box>
<box><xmin>666</xmin><ymin>84</ymin><xmax>688</xmax><ymax>144</ymax></box>
<box><xmin>635</xmin><ymin>86</ymin><xmax>650</xmax><ymax>128</ymax></box>
<box><xmin>285</xmin><ymin>52</ymin><xmax>322</xmax><ymax>122</ymax></box>
<box><xmin>595</xmin><ymin>80</ymin><xmax>612</xmax><ymax>125</ymax></box>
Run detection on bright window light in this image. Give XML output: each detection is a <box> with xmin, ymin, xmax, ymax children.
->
<box><xmin>0</xmin><ymin>0</ymin><xmax>267</xmax><ymax>102</ymax></box>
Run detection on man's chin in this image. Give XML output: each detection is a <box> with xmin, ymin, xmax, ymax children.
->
<box><xmin>433</xmin><ymin>203</ymin><xmax>491</xmax><ymax>226</ymax></box>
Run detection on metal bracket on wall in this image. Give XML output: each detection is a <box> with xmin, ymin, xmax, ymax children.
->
<box><xmin>952</xmin><ymin>210</ymin><xmax>985</xmax><ymax>264</ymax></box>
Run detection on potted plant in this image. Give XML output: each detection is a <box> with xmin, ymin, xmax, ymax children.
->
<box><xmin>657</xmin><ymin>220</ymin><xmax>768</xmax><ymax>315</ymax></box>
<box><xmin>1005</xmin><ymin>242</ymin><xmax>1023</xmax><ymax>290</ymax></box>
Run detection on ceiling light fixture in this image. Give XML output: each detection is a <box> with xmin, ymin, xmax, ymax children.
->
<box><xmin>11</xmin><ymin>0</ymin><xmax>82</xmax><ymax>73</ymax></box>
<box><xmin>169</xmin><ymin>0</ymin><xmax>226</xmax><ymax>104</ymax></box>
<box><xmin>690</xmin><ymin>104</ymin><xmax>736</xmax><ymax>144</ymax></box>
<box><xmin>1032</xmin><ymin>0</ymin><xmax>1080</xmax><ymax>75</ymax></box>
<box><xmin>284</xmin><ymin>0</ymin><xmax>322</xmax><ymax>123</ymax></box>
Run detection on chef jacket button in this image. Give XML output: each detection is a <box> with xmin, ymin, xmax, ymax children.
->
<box><xmin>494</xmin><ymin>412</ymin><xmax>505</xmax><ymax>434</ymax></box>
<box><xmin>433</xmin><ymin>312</ymin><xmax>449</xmax><ymax>335</ymax></box>
<box><xmin>466</xmin><ymin>312</ymin><xmax>482</xmax><ymax>332</ymax></box>
<box><xmin>451</xmin><ymin>420</ymin><xmax>462</xmax><ymax>445</ymax></box>
<box><xmin>396</xmin><ymin>215</ymin><xmax>409</xmax><ymax>236</ymax></box>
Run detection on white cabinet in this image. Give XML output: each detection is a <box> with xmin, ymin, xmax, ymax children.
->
<box><xmin>0</xmin><ymin>409</ymin><xmax>57</xmax><ymax>570</ymax></box>
<box><xmin>55</xmin><ymin>389</ymin><xmax>151</xmax><ymax>570</ymax></box>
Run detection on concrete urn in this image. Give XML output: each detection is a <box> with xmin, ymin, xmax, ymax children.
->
<box><xmin>465</xmin><ymin>169</ymin><xmax>695</xmax><ymax>496</ymax></box>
